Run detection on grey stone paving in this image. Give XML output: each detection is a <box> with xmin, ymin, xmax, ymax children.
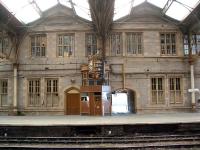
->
<box><xmin>0</xmin><ymin>113</ymin><xmax>199</xmax><ymax>126</ymax></box>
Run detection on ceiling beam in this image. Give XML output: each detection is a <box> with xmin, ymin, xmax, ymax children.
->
<box><xmin>29</xmin><ymin>0</ymin><xmax>43</xmax><ymax>17</ymax></box>
<box><xmin>69</xmin><ymin>0</ymin><xmax>76</xmax><ymax>16</ymax></box>
<box><xmin>162</xmin><ymin>0</ymin><xmax>174</xmax><ymax>14</ymax></box>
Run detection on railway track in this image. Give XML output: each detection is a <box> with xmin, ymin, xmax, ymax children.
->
<box><xmin>0</xmin><ymin>134</ymin><xmax>200</xmax><ymax>149</ymax></box>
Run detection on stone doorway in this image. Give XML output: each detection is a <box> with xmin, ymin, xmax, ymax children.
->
<box><xmin>65</xmin><ymin>88</ymin><xmax>80</xmax><ymax>115</ymax></box>
<box><xmin>111</xmin><ymin>89</ymin><xmax>136</xmax><ymax>114</ymax></box>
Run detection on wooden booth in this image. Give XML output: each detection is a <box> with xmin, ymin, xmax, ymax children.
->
<box><xmin>80</xmin><ymin>54</ymin><xmax>111</xmax><ymax>116</ymax></box>
<box><xmin>80</xmin><ymin>85</ymin><xmax>111</xmax><ymax>116</ymax></box>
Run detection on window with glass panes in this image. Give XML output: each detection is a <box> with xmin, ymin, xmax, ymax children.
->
<box><xmin>169</xmin><ymin>77</ymin><xmax>182</xmax><ymax>104</ymax></box>
<box><xmin>46</xmin><ymin>79</ymin><xmax>59</xmax><ymax>107</ymax></box>
<box><xmin>183</xmin><ymin>35</ymin><xmax>189</xmax><ymax>55</ymax></box>
<box><xmin>86</xmin><ymin>33</ymin><xmax>97</xmax><ymax>56</ymax></box>
<box><xmin>160</xmin><ymin>33</ymin><xmax>176</xmax><ymax>55</ymax></box>
<box><xmin>28</xmin><ymin>79</ymin><xmax>41</xmax><ymax>106</ymax></box>
<box><xmin>191</xmin><ymin>34</ymin><xmax>200</xmax><ymax>55</ymax></box>
<box><xmin>0</xmin><ymin>37</ymin><xmax>9</xmax><ymax>54</ymax></box>
<box><xmin>183</xmin><ymin>34</ymin><xmax>200</xmax><ymax>55</ymax></box>
<box><xmin>58</xmin><ymin>34</ymin><xmax>74</xmax><ymax>57</ymax></box>
<box><xmin>151</xmin><ymin>77</ymin><xmax>165</xmax><ymax>104</ymax></box>
<box><xmin>110</xmin><ymin>33</ymin><xmax>122</xmax><ymax>56</ymax></box>
<box><xmin>30</xmin><ymin>34</ymin><xmax>46</xmax><ymax>57</ymax></box>
<box><xmin>126</xmin><ymin>33</ymin><xmax>142</xmax><ymax>55</ymax></box>
<box><xmin>0</xmin><ymin>79</ymin><xmax>8</xmax><ymax>107</ymax></box>
<box><xmin>82</xmin><ymin>72</ymin><xmax>88</xmax><ymax>86</ymax></box>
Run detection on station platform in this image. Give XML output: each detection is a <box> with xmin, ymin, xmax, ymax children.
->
<box><xmin>0</xmin><ymin>112</ymin><xmax>200</xmax><ymax>126</ymax></box>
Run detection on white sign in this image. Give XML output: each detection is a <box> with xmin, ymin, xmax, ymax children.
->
<box><xmin>188</xmin><ymin>89</ymin><xmax>200</xmax><ymax>93</ymax></box>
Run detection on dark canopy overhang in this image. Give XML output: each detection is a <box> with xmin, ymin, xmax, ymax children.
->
<box><xmin>0</xmin><ymin>3</ymin><xmax>23</xmax><ymax>34</ymax></box>
<box><xmin>180</xmin><ymin>2</ymin><xmax>200</xmax><ymax>33</ymax></box>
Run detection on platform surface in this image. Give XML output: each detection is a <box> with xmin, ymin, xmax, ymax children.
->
<box><xmin>0</xmin><ymin>113</ymin><xmax>200</xmax><ymax>126</ymax></box>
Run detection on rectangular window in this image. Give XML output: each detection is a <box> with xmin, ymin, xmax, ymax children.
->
<box><xmin>160</xmin><ymin>33</ymin><xmax>176</xmax><ymax>55</ymax></box>
<box><xmin>151</xmin><ymin>77</ymin><xmax>165</xmax><ymax>104</ymax></box>
<box><xmin>192</xmin><ymin>34</ymin><xmax>200</xmax><ymax>55</ymax></box>
<box><xmin>127</xmin><ymin>33</ymin><xmax>142</xmax><ymax>55</ymax></box>
<box><xmin>82</xmin><ymin>72</ymin><xmax>88</xmax><ymax>86</ymax></box>
<box><xmin>46</xmin><ymin>79</ymin><xmax>59</xmax><ymax>107</ymax></box>
<box><xmin>169</xmin><ymin>77</ymin><xmax>182</xmax><ymax>104</ymax></box>
<box><xmin>0</xmin><ymin>37</ymin><xmax>9</xmax><ymax>54</ymax></box>
<box><xmin>183</xmin><ymin>34</ymin><xmax>200</xmax><ymax>55</ymax></box>
<box><xmin>86</xmin><ymin>33</ymin><xmax>97</xmax><ymax>56</ymax></box>
<box><xmin>58</xmin><ymin>34</ymin><xmax>74</xmax><ymax>57</ymax></box>
<box><xmin>28</xmin><ymin>79</ymin><xmax>41</xmax><ymax>106</ymax></box>
<box><xmin>110</xmin><ymin>33</ymin><xmax>122</xmax><ymax>56</ymax></box>
<box><xmin>30</xmin><ymin>34</ymin><xmax>46</xmax><ymax>57</ymax></box>
<box><xmin>0</xmin><ymin>79</ymin><xmax>8</xmax><ymax>106</ymax></box>
<box><xmin>183</xmin><ymin>35</ymin><xmax>189</xmax><ymax>55</ymax></box>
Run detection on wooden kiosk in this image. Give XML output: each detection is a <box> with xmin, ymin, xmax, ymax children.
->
<box><xmin>80</xmin><ymin>55</ymin><xmax>111</xmax><ymax>116</ymax></box>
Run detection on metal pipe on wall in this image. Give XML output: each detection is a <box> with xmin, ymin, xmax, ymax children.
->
<box><xmin>13</xmin><ymin>63</ymin><xmax>18</xmax><ymax>114</ymax></box>
<box><xmin>190</xmin><ymin>64</ymin><xmax>195</xmax><ymax>107</ymax></box>
<box><xmin>188</xmin><ymin>32</ymin><xmax>196</xmax><ymax>109</ymax></box>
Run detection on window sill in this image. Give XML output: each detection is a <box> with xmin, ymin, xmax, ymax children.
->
<box><xmin>30</xmin><ymin>56</ymin><xmax>46</xmax><ymax>59</ymax></box>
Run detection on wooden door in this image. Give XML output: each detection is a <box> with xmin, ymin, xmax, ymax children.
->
<box><xmin>89</xmin><ymin>93</ymin><xmax>95</xmax><ymax>115</ymax></box>
<box><xmin>94</xmin><ymin>95</ymin><xmax>102</xmax><ymax>116</ymax></box>
<box><xmin>66</xmin><ymin>93</ymin><xmax>80</xmax><ymax>115</ymax></box>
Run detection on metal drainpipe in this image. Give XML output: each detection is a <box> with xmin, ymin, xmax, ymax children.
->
<box><xmin>122</xmin><ymin>64</ymin><xmax>125</xmax><ymax>89</ymax></box>
<box><xmin>188</xmin><ymin>32</ymin><xmax>196</xmax><ymax>110</ymax></box>
<box><xmin>13</xmin><ymin>63</ymin><xmax>18</xmax><ymax>114</ymax></box>
<box><xmin>190</xmin><ymin>64</ymin><xmax>195</xmax><ymax>108</ymax></box>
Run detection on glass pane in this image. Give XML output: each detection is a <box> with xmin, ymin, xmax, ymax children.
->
<box><xmin>160</xmin><ymin>34</ymin><xmax>165</xmax><ymax>43</ymax></box>
<box><xmin>170</xmin><ymin>91</ymin><xmax>175</xmax><ymax>104</ymax></box>
<box><xmin>158</xmin><ymin>78</ymin><xmax>163</xmax><ymax>90</ymax></box>
<box><xmin>1</xmin><ymin>94</ymin><xmax>7</xmax><ymax>106</ymax></box>
<box><xmin>171</xmin><ymin>34</ymin><xmax>175</xmax><ymax>43</ymax></box>
<box><xmin>158</xmin><ymin>91</ymin><xmax>164</xmax><ymax>104</ymax></box>
<box><xmin>166</xmin><ymin>2</ymin><xmax>190</xmax><ymax>21</ymax></box>
<box><xmin>47</xmin><ymin>80</ymin><xmax>51</xmax><ymax>93</ymax></box>
<box><xmin>172</xmin><ymin>45</ymin><xmax>176</xmax><ymax>54</ymax></box>
<box><xmin>52</xmin><ymin>94</ymin><xmax>59</xmax><ymax>106</ymax></box>
<box><xmin>63</xmin><ymin>36</ymin><xmax>70</xmax><ymax>45</ymax></box>
<box><xmin>176</xmin><ymin>91</ymin><xmax>182</xmax><ymax>103</ymax></box>
<box><xmin>58</xmin><ymin>36</ymin><xmax>62</xmax><ymax>45</ymax></box>
<box><xmin>152</xmin><ymin>91</ymin><xmax>157</xmax><ymax>104</ymax></box>
<box><xmin>176</xmin><ymin>78</ymin><xmax>180</xmax><ymax>90</ymax></box>
<box><xmin>58</xmin><ymin>46</ymin><xmax>63</xmax><ymax>56</ymax></box>
<box><xmin>169</xmin><ymin>78</ymin><xmax>174</xmax><ymax>90</ymax></box>
<box><xmin>53</xmin><ymin>80</ymin><xmax>57</xmax><ymax>92</ymax></box>
<box><xmin>41</xmin><ymin>47</ymin><xmax>45</xmax><ymax>56</ymax></box>
<box><xmin>46</xmin><ymin>94</ymin><xmax>52</xmax><ymax>106</ymax></box>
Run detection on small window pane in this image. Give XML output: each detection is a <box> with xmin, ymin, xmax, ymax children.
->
<box><xmin>30</xmin><ymin>35</ymin><xmax>46</xmax><ymax>57</ymax></box>
<box><xmin>46</xmin><ymin>79</ymin><xmax>59</xmax><ymax>107</ymax></box>
<box><xmin>28</xmin><ymin>79</ymin><xmax>41</xmax><ymax>106</ymax></box>
<box><xmin>160</xmin><ymin>33</ymin><xmax>176</xmax><ymax>55</ymax></box>
<box><xmin>169</xmin><ymin>77</ymin><xmax>182</xmax><ymax>104</ymax></box>
<box><xmin>151</xmin><ymin>77</ymin><xmax>164</xmax><ymax>105</ymax></box>
<box><xmin>86</xmin><ymin>34</ymin><xmax>97</xmax><ymax>56</ymax></box>
<box><xmin>126</xmin><ymin>33</ymin><xmax>143</xmax><ymax>55</ymax></box>
<box><xmin>57</xmin><ymin>34</ymin><xmax>74</xmax><ymax>57</ymax></box>
<box><xmin>110</xmin><ymin>33</ymin><xmax>122</xmax><ymax>56</ymax></box>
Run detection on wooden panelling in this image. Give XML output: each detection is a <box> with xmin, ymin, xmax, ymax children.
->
<box><xmin>80</xmin><ymin>86</ymin><xmax>101</xmax><ymax>92</ymax></box>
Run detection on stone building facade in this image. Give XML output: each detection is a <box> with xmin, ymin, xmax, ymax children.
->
<box><xmin>0</xmin><ymin>2</ymin><xmax>200</xmax><ymax>115</ymax></box>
